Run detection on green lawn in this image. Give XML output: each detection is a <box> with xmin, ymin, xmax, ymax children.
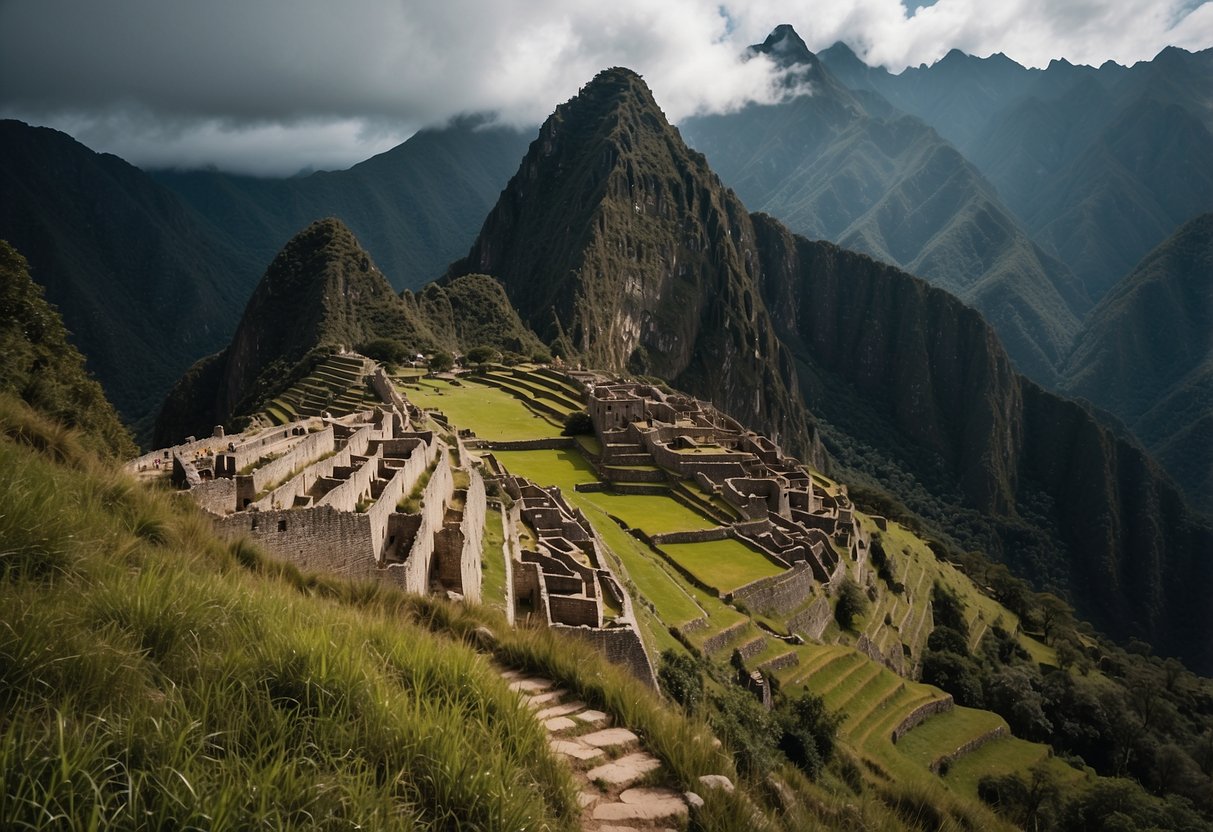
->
<box><xmin>659</xmin><ymin>539</ymin><xmax>785</xmax><ymax>594</ymax></box>
<box><xmin>942</xmin><ymin>735</ymin><xmax>1056</xmax><ymax>797</ymax></box>
<box><xmin>402</xmin><ymin>378</ymin><xmax>564</xmax><ymax>440</ymax></box>
<box><xmin>492</xmin><ymin>450</ymin><xmax>715</xmax><ymax>536</ymax></box>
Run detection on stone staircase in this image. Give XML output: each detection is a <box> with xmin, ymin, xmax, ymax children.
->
<box><xmin>497</xmin><ymin>668</ymin><xmax>717</xmax><ymax>830</ymax></box>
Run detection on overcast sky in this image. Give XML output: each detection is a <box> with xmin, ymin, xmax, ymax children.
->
<box><xmin>2</xmin><ymin>0</ymin><xmax>1209</xmax><ymax>175</ymax></box>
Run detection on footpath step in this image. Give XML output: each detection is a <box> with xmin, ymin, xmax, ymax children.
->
<box><xmin>496</xmin><ymin>666</ymin><xmax>711</xmax><ymax>830</ymax></box>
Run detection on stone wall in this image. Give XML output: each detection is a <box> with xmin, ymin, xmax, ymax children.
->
<box><xmin>788</xmin><ymin>596</ymin><xmax>832</xmax><ymax>640</ymax></box>
<box><xmin>650</xmin><ymin>527</ymin><xmax>730</xmax><ymax>545</ymax></box>
<box><xmin>484</xmin><ymin>437</ymin><xmax>577</xmax><ymax>451</ymax></box>
<box><xmin>370</xmin><ymin>367</ymin><xmax>409</xmax><ymax>416</ymax></box>
<box><xmin>367</xmin><ymin>440</ymin><xmax>432</xmax><ymax>562</ymax></box>
<box><xmin>730</xmin><ymin>562</ymin><xmax>815</xmax><ymax>617</ymax></box>
<box><xmin>458</xmin><ymin>465</ymin><xmax>486</xmax><ymax>604</ymax></box>
<box><xmin>191</xmin><ymin>478</ymin><xmax>237</xmax><ymax>515</ymax></box>
<box><xmin>699</xmin><ymin>619</ymin><xmax>751</xmax><ymax>654</ymax></box>
<box><xmin>253</xmin><ymin>424</ymin><xmax>373</xmax><ymax>511</ymax></box>
<box><xmin>549</xmin><ymin>594</ymin><xmax>602</xmax><ymax>627</ymax></box>
<box><xmin>232</xmin><ymin>424</ymin><xmax>305</xmax><ymax>471</ymax></box>
<box><xmin>402</xmin><ymin>451</ymin><xmax>454</xmax><ymax>593</ymax></box>
<box><xmin>317</xmin><ymin>451</ymin><xmax>380</xmax><ymax>512</ymax></box>
<box><xmin>890</xmin><ymin>695</ymin><xmax>955</xmax><ymax>742</ymax></box>
<box><xmin>214</xmin><ymin>505</ymin><xmax>371</xmax><ymax>577</ymax></box>
<box><xmin>929</xmin><ymin>726</ymin><xmax>1007</xmax><ymax>773</ymax></box>
<box><xmin>554</xmin><ymin>624</ymin><xmax>658</xmax><ymax>689</ymax></box>
<box><xmin>248</xmin><ymin>428</ymin><xmax>332</xmax><ymax>494</ymax></box>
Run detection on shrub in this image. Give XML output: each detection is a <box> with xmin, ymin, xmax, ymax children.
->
<box><xmin>658</xmin><ymin>649</ymin><xmax>704</xmax><ymax>715</ymax></box>
<box><xmin>561</xmin><ymin>411</ymin><xmax>594</xmax><ymax>436</ymax></box>
<box><xmin>834</xmin><ymin>576</ymin><xmax>867</xmax><ymax>629</ymax></box>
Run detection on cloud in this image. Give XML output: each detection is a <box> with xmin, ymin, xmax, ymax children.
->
<box><xmin>1</xmin><ymin>0</ymin><xmax>1208</xmax><ymax>174</ymax></box>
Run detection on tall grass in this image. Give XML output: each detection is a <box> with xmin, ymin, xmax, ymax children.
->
<box><xmin>0</xmin><ymin>432</ymin><xmax>578</xmax><ymax>831</ymax></box>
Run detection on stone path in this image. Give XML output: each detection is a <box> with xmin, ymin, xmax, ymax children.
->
<box><xmin>497</xmin><ymin>668</ymin><xmax>692</xmax><ymax>831</ymax></box>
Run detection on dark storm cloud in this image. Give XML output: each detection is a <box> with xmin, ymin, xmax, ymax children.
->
<box><xmin>1</xmin><ymin>0</ymin><xmax>1208</xmax><ymax>174</ymax></box>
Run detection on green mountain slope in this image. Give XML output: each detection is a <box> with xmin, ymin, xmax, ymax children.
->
<box><xmin>1062</xmin><ymin>213</ymin><xmax>1213</xmax><ymax>513</ymax></box>
<box><xmin>445</xmin><ymin>64</ymin><xmax>1213</xmax><ymax>670</ymax></box>
<box><xmin>681</xmin><ymin>26</ymin><xmax>1087</xmax><ymax>384</ymax></box>
<box><xmin>155</xmin><ymin>218</ymin><xmax>437</xmax><ymax>443</ymax></box>
<box><xmin>0</xmin><ymin>120</ymin><xmax>251</xmax><ymax>440</ymax></box>
<box><xmin>154</xmin><ymin>120</ymin><xmax>532</xmax><ymax>291</ymax></box>
<box><xmin>0</xmin><ymin>240</ymin><xmax>136</xmax><ymax>458</ymax></box>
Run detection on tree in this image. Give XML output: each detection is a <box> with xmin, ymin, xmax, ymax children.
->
<box><xmin>658</xmin><ymin>650</ymin><xmax>704</xmax><ymax>715</ymax></box>
<box><xmin>428</xmin><ymin>351</ymin><xmax>454</xmax><ymax>373</ymax></box>
<box><xmin>466</xmin><ymin>345</ymin><xmax>497</xmax><ymax>365</ymax></box>
<box><xmin>1034</xmin><ymin>593</ymin><xmax>1074</xmax><ymax>645</ymax></box>
<box><xmin>775</xmin><ymin>692</ymin><xmax>840</xmax><ymax>779</ymax></box>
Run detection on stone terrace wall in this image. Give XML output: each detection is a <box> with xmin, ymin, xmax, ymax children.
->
<box><xmin>232</xmin><ymin>424</ymin><xmax>304</xmax><ymax>471</ymax></box>
<box><xmin>370</xmin><ymin>367</ymin><xmax>408</xmax><ymax>416</ymax></box>
<box><xmin>788</xmin><ymin>596</ymin><xmax>832</xmax><ymax>640</ymax></box>
<box><xmin>555</xmin><ymin>625</ymin><xmax>657</xmax><ymax>689</ymax></box>
<box><xmin>402</xmin><ymin>451</ymin><xmax>453</xmax><ymax>592</ymax></box>
<box><xmin>928</xmin><ymin>725</ymin><xmax>1007</xmax><ymax>773</ymax></box>
<box><xmin>891</xmin><ymin>695</ymin><xmax>955</xmax><ymax>742</ymax></box>
<box><xmin>366</xmin><ymin>439</ymin><xmax>435</xmax><ymax>564</ymax></box>
<box><xmin>192</xmin><ymin>478</ymin><xmax>237</xmax><ymax>516</ymax></box>
<box><xmin>316</xmin><ymin>450</ymin><xmax>381</xmax><ymax>512</ymax></box>
<box><xmin>253</xmin><ymin>425</ymin><xmax>372</xmax><ymax>511</ymax></box>
<box><xmin>459</xmin><ymin>465</ymin><xmax>487</xmax><ymax>603</ymax></box>
<box><xmin>730</xmin><ymin>562</ymin><xmax>815</xmax><ymax>617</ymax></box>
<box><xmin>484</xmin><ymin>437</ymin><xmax>577</xmax><ymax>451</ymax></box>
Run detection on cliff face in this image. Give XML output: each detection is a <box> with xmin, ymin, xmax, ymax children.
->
<box><xmin>446</xmin><ymin>68</ymin><xmax>817</xmax><ymax>461</ymax></box>
<box><xmin>751</xmin><ymin>214</ymin><xmax>1213</xmax><ymax>668</ymax></box>
<box><xmin>1061</xmin><ymin>213</ymin><xmax>1213</xmax><ymax>513</ymax></box>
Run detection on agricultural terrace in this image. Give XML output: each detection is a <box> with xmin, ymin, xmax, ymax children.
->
<box><xmin>658</xmin><ymin>540</ymin><xmax>785</xmax><ymax>594</ymax></box>
<box><xmin>402</xmin><ymin>377</ymin><xmax>564</xmax><ymax>441</ymax></box>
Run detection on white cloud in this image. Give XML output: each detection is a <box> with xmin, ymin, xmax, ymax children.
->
<box><xmin>0</xmin><ymin>0</ymin><xmax>1208</xmax><ymax>173</ymax></box>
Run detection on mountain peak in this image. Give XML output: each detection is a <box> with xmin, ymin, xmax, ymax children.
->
<box><xmin>752</xmin><ymin>24</ymin><xmax>816</xmax><ymax>68</ymax></box>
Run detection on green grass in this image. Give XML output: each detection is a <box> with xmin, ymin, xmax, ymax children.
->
<box><xmin>479</xmin><ymin>508</ymin><xmax>508</xmax><ymax>612</ymax></box>
<box><xmin>0</xmin><ymin>434</ymin><xmax>579</xmax><ymax>831</ymax></box>
<box><xmin>404</xmin><ymin>378</ymin><xmax>564</xmax><ymax>440</ymax></box>
<box><xmin>942</xmin><ymin>735</ymin><xmax>1056</xmax><ymax>797</ymax></box>
<box><xmin>894</xmin><ymin>707</ymin><xmax>1008</xmax><ymax>770</ymax></box>
<box><xmin>659</xmin><ymin>539</ymin><xmax>785</xmax><ymax>594</ymax></box>
<box><xmin>491</xmin><ymin>449</ymin><xmax>716</xmax><ymax>536</ymax></box>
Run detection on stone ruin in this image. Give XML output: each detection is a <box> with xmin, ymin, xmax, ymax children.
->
<box><xmin>479</xmin><ymin>462</ymin><xmax>657</xmax><ymax>687</ymax></box>
<box><xmin>128</xmin><ymin>400</ymin><xmax>486</xmax><ymax>602</ymax></box>
<box><xmin>589</xmin><ymin>381</ymin><xmax>874</xmax><ymax>580</ymax></box>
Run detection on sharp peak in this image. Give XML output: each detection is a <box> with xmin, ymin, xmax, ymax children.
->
<box><xmin>753</xmin><ymin>24</ymin><xmax>816</xmax><ymax>67</ymax></box>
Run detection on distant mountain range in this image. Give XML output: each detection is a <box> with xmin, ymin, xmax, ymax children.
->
<box><xmin>681</xmin><ymin>25</ymin><xmax>1089</xmax><ymax>386</ymax></box>
<box><xmin>819</xmin><ymin>39</ymin><xmax>1213</xmax><ymax>303</ymax></box>
<box><xmin>1061</xmin><ymin>213</ymin><xmax>1213</xmax><ymax>514</ymax></box>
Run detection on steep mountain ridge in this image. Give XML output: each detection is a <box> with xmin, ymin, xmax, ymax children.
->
<box><xmin>752</xmin><ymin>217</ymin><xmax>1213</xmax><ymax>666</ymax></box>
<box><xmin>446</xmin><ymin>65</ymin><xmax>1213</xmax><ymax>668</ymax></box>
<box><xmin>0</xmin><ymin>240</ymin><xmax>137</xmax><ymax>458</ymax></box>
<box><xmin>1062</xmin><ymin>213</ymin><xmax>1213</xmax><ymax>514</ymax></box>
<box><xmin>820</xmin><ymin>43</ymin><xmax>1213</xmax><ymax>302</ymax></box>
<box><xmin>155</xmin><ymin>218</ymin><xmax>436</xmax><ymax>443</ymax></box>
<box><xmin>0</xmin><ymin>120</ymin><xmax>251</xmax><ymax>439</ymax></box>
<box><xmin>445</xmin><ymin>67</ymin><xmax>817</xmax><ymax>460</ymax></box>
<box><xmin>156</xmin><ymin>220</ymin><xmax>543</xmax><ymax>445</ymax></box>
<box><xmin>681</xmin><ymin>26</ymin><xmax>1086</xmax><ymax>384</ymax></box>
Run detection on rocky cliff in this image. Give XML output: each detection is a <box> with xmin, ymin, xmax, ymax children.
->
<box><xmin>446</xmin><ymin>68</ymin><xmax>817</xmax><ymax>461</ymax></box>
